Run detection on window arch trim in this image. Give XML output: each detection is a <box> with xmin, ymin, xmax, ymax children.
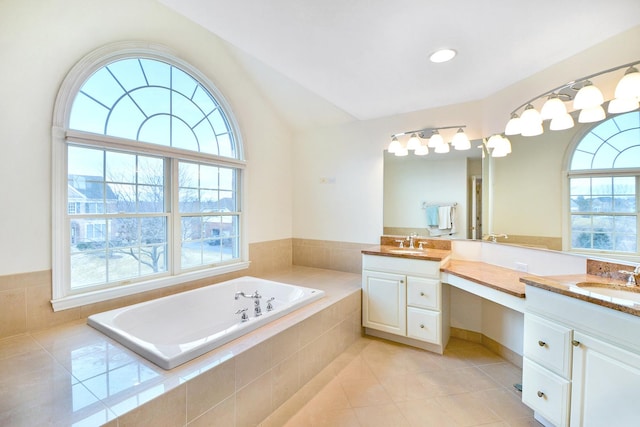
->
<box><xmin>51</xmin><ymin>42</ymin><xmax>248</xmax><ymax>311</ymax></box>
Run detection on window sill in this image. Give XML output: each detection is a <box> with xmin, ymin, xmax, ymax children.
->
<box><xmin>51</xmin><ymin>261</ymin><xmax>251</xmax><ymax>312</ymax></box>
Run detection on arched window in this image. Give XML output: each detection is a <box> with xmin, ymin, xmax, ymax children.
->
<box><xmin>568</xmin><ymin>111</ymin><xmax>640</xmax><ymax>255</ymax></box>
<box><xmin>52</xmin><ymin>44</ymin><xmax>247</xmax><ymax>310</ymax></box>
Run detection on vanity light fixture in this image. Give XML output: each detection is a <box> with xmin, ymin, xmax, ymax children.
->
<box><xmin>387</xmin><ymin>125</ymin><xmax>469</xmax><ymax>157</ymax></box>
<box><xmin>483</xmin><ymin>134</ymin><xmax>512</xmax><ymax>158</ymax></box>
<box><xmin>504</xmin><ymin>60</ymin><xmax>640</xmax><ymax>137</ymax></box>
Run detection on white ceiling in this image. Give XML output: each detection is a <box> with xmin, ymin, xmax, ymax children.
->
<box><xmin>159</xmin><ymin>0</ymin><xmax>640</xmax><ymax>127</ymax></box>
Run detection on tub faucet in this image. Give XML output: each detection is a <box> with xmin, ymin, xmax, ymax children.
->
<box><xmin>484</xmin><ymin>233</ymin><xmax>508</xmax><ymax>243</ymax></box>
<box><xmin>235</xmin><ymin>308</ymin><xmax>249</xmax><ymax>322</ymax></box>
<box><xmin>235</xmin><ymin>290</ymin><xmax>263</xmax><ymax>316</ymax></box>
<box><xmin>619</xmin><ymin>265</ymin><xmax>640</xmax><ymax>287</ymax></box>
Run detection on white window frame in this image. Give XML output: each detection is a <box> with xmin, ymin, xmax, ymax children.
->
<box><xmin>563</xmin><ymin>112</ymin><xmax>640</xmax><ymax>262</ymax></box>
<box><xmin>51</xmin><ymin>42</ymin><xmax>248</xmax><ymax>311</ymax></box>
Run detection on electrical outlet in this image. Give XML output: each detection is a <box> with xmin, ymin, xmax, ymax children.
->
<box><xmin>515</xmin><ymin>262</ymin><xmax>528</xmax><ymax>272</ymax></box>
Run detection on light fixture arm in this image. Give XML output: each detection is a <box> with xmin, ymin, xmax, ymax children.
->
<box><xmin>391</xmin><ymin>124</ymin><xmax>466</xmax><ymax>138</ymax></box>
<box><xmin>509</xmin><ymin>60</ymin><xmax>640</xmax><ymax>116</ymax></box>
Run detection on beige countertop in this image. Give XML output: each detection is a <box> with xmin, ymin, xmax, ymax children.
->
<box><xmin>361</xmin><ymin>245</ymin><xmax>451</xmax><ymax>262</ymax></box>
<box><xmin>521</xmin><ymin>274</ymin><xmax>640</xmax><ymax>317</ymax></box>
<box><xmin>441</xmin><ymin>259</ymin><xmax>528</xmax><ymax>298</ymax></box>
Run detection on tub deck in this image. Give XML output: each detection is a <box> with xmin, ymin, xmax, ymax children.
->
<box><xmin>0</xmin><ymin>266</ymin><xmax>362</xmax><ymax>427</ymax></box>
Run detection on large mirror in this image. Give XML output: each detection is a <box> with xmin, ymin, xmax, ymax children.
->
<box><xmin>383</xmin><ymin>144</ymin><xmax>483</xmax><ymax>241</ymax></box>
<box><xmin>383</xmin><ymin>121</ymin><xmax>596</xmax><ymax>252</ymax></box>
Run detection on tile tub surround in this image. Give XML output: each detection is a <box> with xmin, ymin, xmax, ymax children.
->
<box><xmin>0</xmin><ymin>239</ymin><xmax>294</xmax><ymax>340</ymax></box>
<box><xmin>0</xmin><ymin>266</ymin><xmax>362</xmax><ymax>426</ymax></box>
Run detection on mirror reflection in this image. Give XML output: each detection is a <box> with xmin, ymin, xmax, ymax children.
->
<box><xmin>383</xmin><ymin>110</ymin><xmax>640</xmax><ymax>258</ymax></box>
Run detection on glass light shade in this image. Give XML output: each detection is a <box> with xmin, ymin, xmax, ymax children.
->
<box><xmin>549</xmin><ymin>113</ymin><xmax>575</xmax><ymax>131</ymax></box>
<box><xmin>607</xmin><ymin>97</ymin><xmax>640</xmax><ymax>114</ymax></box>
<box><xmin>540</xmin><ymin>95</ymin><xmax>567</xmax><ymax>120</ymax></box>
<box><xmin>573</xmin><ymin>82</ymin><xmax>604</xmax><ymax>110</ymax></box>
<box><xmin>486</xmin><ymin>134</ymin><xmax>503</xmax><ymax>148</ymax></box>
<box><xmin>429</xmin><ymin>49</ymin><xmax>456</xmax><ymax>63</ymax></box>
<box><xmin>491</xmin><ymin>145</ymin><xmax>508</xmax><ymax>157</ymax></box>
<box><xmin>578</xmin><ymin>105</ymin><xmax>606</xmax><ymax>123</ymax></box>
<box><xmin>451</xmin><ymin>129</ymin><xmax>470</xmax><ymax>150</ymax></box>
<box><xmin>394</xmin><ymin>147</ymin><xmax>408</xmax><ymax>156</ymax></box>
<box><xmin>500</xmin><ymin>136</ymin><xmax>512</xmax><ymax>154</ymax></box>
<box><xmin>406</xmin><ymin>133</ymin><xmax>421</xmax><ymax>150</ymax></box>
<box><xmin>614</xmin><ymin>66</ymin><xmax>640</xmax><ymax>100</ymax></box>
<box><xmin>520</xmin><ymin>121</ymin><xmax>543</xmax><ymax>137</ymax></box>
<box><xmin>427</xmin><ymin>132</ymin><xmax>444</xmax><ymax>148</ymax></box>
<box><xmin>414</xmin><ymin>144</ymin><xmax>429</xmax><ymax>156</ymax></box>
<box><xmin>504</xmin><ymin>114</ymin><xmax>522</xmax><ymax>135</ymax></box>
<box><xmin>388</xmin><ymin>137</ymin><xmax>401</xmax><ymax>153</ymax></box>
<box><xmin>520</xmin><ymin>104</ymin><xmax>542</xmax><ymax>125</ymax></box>
<box><xmin>434</xmin><ymin>142</ymin><xmax>450</xmax><ymax>153</ymax></box>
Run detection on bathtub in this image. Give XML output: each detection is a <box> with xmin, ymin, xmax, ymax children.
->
<box><xmin>87</xmin><ymin>276</ymin><xmax>325</xmax><ymax>369</ymax></box>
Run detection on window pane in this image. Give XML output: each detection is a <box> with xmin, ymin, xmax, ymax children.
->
<box><xmin>181</xmin><ymin>215</ymin><xmax>239</xmax><ymax>269</ymax></box>
<box><xmin>68</xmin><ymin>58</ymin><xmax>238</xmax><ymax>159</ymax></box>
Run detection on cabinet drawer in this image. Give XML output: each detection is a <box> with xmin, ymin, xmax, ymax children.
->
<box><xmin>522</xmin><ymin>358</ymin><xmax>570</xmax><ymax>427</ymax></box>
<box><xmin>524</xmin><ymin>313</ymin><xmax>573</xmax><ymax>378</ymax></box>
<box><xmin>407</xmin><ymin>307</ymin><xmax>440</xmax><ymax>344</ymax></box>
<box><xmin>407</xmin><ymin>277</ymin><xmax>440</xmax><ymax>310</ymax></box>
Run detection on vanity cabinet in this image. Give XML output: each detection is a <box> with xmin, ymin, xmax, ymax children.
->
<box><xmin>523</xmin><ymin>285</ymin><xmax>640</xmax><ymax>427</ymax></box>
<box><xmin>570</xmin><ymin>331</ymin><xmax>640</xmax><ymax>427</ymax></box>
<box><xmin>522</xmin><ymin>313</ymin><xmax>572</xmax><ymax>427</ymax></box>
<box><xmin>362</xmin><ymin>254</ymin><xmax>449</xmax><ymax>353</ymax></box>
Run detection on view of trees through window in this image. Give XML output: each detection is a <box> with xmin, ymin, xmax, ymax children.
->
<box><xmin>65</xmin><ymin>56</ymin><xmax>241</xmax><ymax>291</ymax></box>
<box><xmin>569</xmin><ymin>111</ymin><xmax>639</xmax><ymax>254</ymax></box>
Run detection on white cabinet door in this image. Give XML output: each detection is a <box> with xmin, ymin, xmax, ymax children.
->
<box><xmin>570</xmin><ymin>332</ymin><xmax>640</xmax><ymax>427</ymax></box>
<box><xmin>362</xmin><ymin>270</ymin><xmax>406</xmax><ymax>336</ymax></box>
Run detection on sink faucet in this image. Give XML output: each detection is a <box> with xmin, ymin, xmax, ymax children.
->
<box><xmin>408</xmin><ymin>232</ymin><xmax>418</xmax><ymax>249</ymax></box>
<box><xmin>484</xmin><ymin>233</ymin><xmax>508</xmax><ymax>243</ymax></box>
<box><xmin>619</xmin><ymin>265</ymin><xmax>640</xmax><ymax>287</ymax></box>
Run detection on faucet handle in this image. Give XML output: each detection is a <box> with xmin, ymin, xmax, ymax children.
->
<box><xmin>394</xmin><ymin>239</ymin><xmax>405</xmax><ymax>248</ymax></box>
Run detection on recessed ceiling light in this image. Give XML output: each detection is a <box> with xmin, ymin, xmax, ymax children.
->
<box><xmin>429</xmin><ymin>48</ymin><xmax>457</xmax><ymax>63</ymax></box>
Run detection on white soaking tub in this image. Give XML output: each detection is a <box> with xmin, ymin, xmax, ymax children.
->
<box><xmin>87</xmin><ymin>276</ymin><xmax>325</xmax><ymax>369</ymax></box>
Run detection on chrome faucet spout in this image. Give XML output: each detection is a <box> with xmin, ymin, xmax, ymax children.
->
<box><xmin>484</xmin><ymin>233</ymin><xmax>508</xmax><ymax>243</ymax></box>
<box><xmin>619</xmin><ymin>265</ymin><xmax>640</xmax><ymax>286</ymax></box>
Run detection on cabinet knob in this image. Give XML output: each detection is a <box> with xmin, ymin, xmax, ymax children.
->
<box><xmin>572</xmin><ymin>340</ymin><xmax>580</xmax><ymax>347</ymax></box>
<box><xmin>420</xmin><ymin>292</ymin><xmax>425</xmax><ymax>296</ymax></box>
<box><xmin>420</xmin><ymin>324</ymin><xmax>425</xmax><ymax>329</ymax></box>
<box><xmin>538</xmin><ymin>340</ymin><xmax>546</xmax><ymax>347</ymax></box>
<box><xmin>537</xmin><ymin>391</ymin><xmax>545</xmax><ymax>398</ymax></box>
<box><xmin>400</xmin><ymin>280</ymin><xmax>404</xmax><ymax>284</ymax></box>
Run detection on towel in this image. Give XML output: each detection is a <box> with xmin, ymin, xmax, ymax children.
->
<box><xmin>438</xmin><ymin>206</ymin><xmax>452</xmax><ymax>229</ymax></box>
<box><xmin>426</xmin><ymin>206</ymin><xmax>439</xmax><ymax>227</ymax></box>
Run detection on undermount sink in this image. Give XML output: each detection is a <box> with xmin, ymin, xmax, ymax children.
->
<box><xmin>388</xmin><ymin>249</ymin><xmax>427</xmax><ymax>255</ymax></box>
<box><xmin>575</xmin><ymin>282</ymin><xmax>640</xmax><ymax>303</ymax></box>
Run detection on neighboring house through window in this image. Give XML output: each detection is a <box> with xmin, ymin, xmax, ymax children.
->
<box><xmin>52</xmin><ymin>43</ymin><xmax>247</xmax><ymax>310</ymax></box>
<box><xmin>568</xmin><ymin>111</ymin><xmax>640</xmax><ymax>257</ymax></box>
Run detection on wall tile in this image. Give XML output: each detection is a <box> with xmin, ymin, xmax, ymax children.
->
<box><xmin>186</xmin><ymin>359</ymin><xmax>236</xmax><ymax>422</ymax></box>
<box><xmin>117</xmin><ymin>383</ymin><xmax>186</xmax><ymax>427</ymax></box>
<box><xmin>235</xmin><ymin>371</ymin><xmax>272</xmax><ymax>427</ymax></box>
<box><xmin>0</xmin><ymin>289</ymin><xmax>26</xmax><ymax>337</ymax></box>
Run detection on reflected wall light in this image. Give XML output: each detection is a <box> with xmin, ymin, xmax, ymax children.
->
<box><xmin>387</xmin><ymin>125</ymin><xmax>469</xmax><ymax>157</ymax></box>
<box><xmin>504</xmin><ymin>60</ymin><xmax>640</xmax><ymax>137</ymax></box>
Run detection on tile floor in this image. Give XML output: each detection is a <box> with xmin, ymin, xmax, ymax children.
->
<box><xmin>269</xmin><ymin>336</ymin><xmax>539</xmax><ymax>427</ymax></box>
